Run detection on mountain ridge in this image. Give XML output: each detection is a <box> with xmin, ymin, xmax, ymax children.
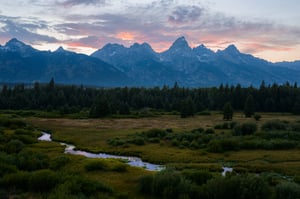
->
<box><xmin>92</xmin><ymin>36</ymin><xmax>300</xmax><ymax>87</ymax></box>
<box><xmin>1</xmin><ymin>37</ymin><xmax>300</xmax><ymax>87</ymax></box>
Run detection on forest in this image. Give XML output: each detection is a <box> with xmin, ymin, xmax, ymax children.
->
<box><xmin>0</xmin><ymin>79</ymin><xmax>300</xmax><ymax>117</ymax></box>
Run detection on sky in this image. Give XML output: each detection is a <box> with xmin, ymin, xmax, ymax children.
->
<box><xmin>0</xmin><ymin>0</ymin><xmax>300</xmax><ymax>62</ymax></box>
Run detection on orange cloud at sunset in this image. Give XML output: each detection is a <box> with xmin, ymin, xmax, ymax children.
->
<box><xmin>116</xmin><ymin>32</ymin><xmax>135</xmax><ymax>41</ymax></box>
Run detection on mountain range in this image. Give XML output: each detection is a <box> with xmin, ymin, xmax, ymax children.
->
<box><xmin>0</xmin><ymin>37</ymin><xmax>299</xmax><ymax>87</ymax></box>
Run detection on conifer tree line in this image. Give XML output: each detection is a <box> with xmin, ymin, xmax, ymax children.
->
<box><xmin>0</xmin><ymin>79</ymin><xmax>300</xmax><ymax>116</ymax></box>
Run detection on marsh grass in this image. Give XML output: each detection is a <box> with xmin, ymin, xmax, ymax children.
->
<box><xmin>27</xmin><ymin>113</ymin><xmax>300</xmax><ymax>176</ymax></box>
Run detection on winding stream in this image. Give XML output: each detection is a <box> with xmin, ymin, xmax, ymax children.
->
<box><xmin>38</xmin><ymin>132</ymin><xmax>165</xmax><ymax>171</ymax></box>
<box><xmin>38</xmin><ymin>132</ymin><xmax>233</xmax><ymax>174</ymax></box>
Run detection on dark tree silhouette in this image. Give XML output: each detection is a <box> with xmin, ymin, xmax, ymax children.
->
<box><xmin>244</xmin><ymin>95</ymin><xmax>255</xmax><ymax>117</ymax></box>
<box><xmin>223</xmin><ymin>102</ymin><xmax>234</xmax><ymax>120</ymax></box>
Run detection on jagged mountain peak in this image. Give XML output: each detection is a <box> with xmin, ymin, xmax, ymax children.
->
<box><xmin>5</xmin><ymin>38</ymin><xmax>30</xmax><ymax>49</ymax></box>
<box><xmin>169</xmin><ymin>36</ymin><xmax>191</xmax><ymax>50</ymax></box>
<box><xmin>55</xmin><ymin>46</ymin><xmax>65</xmax><ymax>53</ymax></box>
<box><xmin>193</xmin><ymin>44</ymin><xmax>214</xmax><ymax>53</ymax></box>
<box><xmin>6</xmin><ymin>38</ymin><xmax>25</xmax><ymax>45</ymax></box>
<box><xmin>129</xmin><ymin>42</ymin><xmax>154</xmax><ymax>54</ymax></box>
<box><xmin>223</xmin><ymin>44</ymin><xmax>240</xmax><ymax>54</ymax></box>
<box><xmin>3</xmin><ymin>38</ymin><xmax>36</xmax><ymax>56</ymax></box>
<box><xmin>103</xmin><ymin>43</ymin><xmax>125</xmax><ymax>49</ymax></box>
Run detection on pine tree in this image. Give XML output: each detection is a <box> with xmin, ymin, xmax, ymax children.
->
<box><xmin>180</xmin><ymin>97</ymin><xmax>195</xmax><ymax>118</ymax></box>
<box><xmin>244</xmin><ymin>95</ymin><xmax>255</xmax><ymax>117</ymax></box>
<box><xmin>89</xmin><ymin>97</ymin><xmax>111</xmax><ymax>118</ymax></box>
<box><xmin>223</xmin><ymin>102</ymin><xmax>233</xmax><ymax>120</ymax></box>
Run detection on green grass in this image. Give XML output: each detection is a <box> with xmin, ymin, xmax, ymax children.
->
<box><xmin>1</xmin><ymin>112</ymin><xmax>300</xmax><ymax>198</ymax></box>
<box><xmin>26</xmin><ymin>112</ymin><xmax>300</xmax><ymax>176</ymax></box>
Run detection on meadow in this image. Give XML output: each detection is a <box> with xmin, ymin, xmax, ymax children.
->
<box><xmin>1</xmin><ymin>111</ymin><xmax>300</xmax><ymax>198</ymax></box>
<box><xmin>26</xmin><ymin>112</ymin><xmax>300</xmax><ymax>176</ymax></box>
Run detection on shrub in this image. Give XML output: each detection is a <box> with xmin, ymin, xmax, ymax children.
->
<box><xmin>290</xmin><ymin>123</ymin><xmax>300</xmax><ymax>131</ymax></box>
<box><xmin>270</xmin><ymin>140</ymin><xmax>297</xmax><ymax>150</ymax></box>
<box><xmin>14</xmin><ymin>129</ymin><xmax>33</xmax><ymax>135</ymax></box>
<box><xmin>5</xmin><ymin>139</ymin><xmax>25</xmax><ymax>154</ymax></box>
<box><xmin>207</xmin><ymin>140</ymin><xmax>223</xmax><ymax>153</ymax></box>
<box><xmin>261</xmin><ymin>120</ymin><xmax>287</xmax><ymax>131</ymax></box>
<box><xmin>138</xmin><ymin>175</ymin><xmax>154</xmax><ymax>195</ymax></box>
<box><xmin>144</xmin><ymin>129</ymin><xmax>167</xmax><ymax>138</ymax></box>
<box><xmin>51</xmin><ymin>174</ymin><xmax>112</xmax><ymax>197</ymax></box>
<box><xmin>12</xmin><ymin>134</ymin><xmax>36</xmax><ymax>144</ymax></box>
<box><xmin>182</xmin><ymin>170</ymin><xmax>213</xmax><ymax>185</ymax></box>
<box><xmin>204</xmin><ymin>174</ymin><xmax>270</xmax><ymax>199</ymax></box>
<box><xmin>29</xmin><ymin>169</ymin><xmax>59</xmax><ymax>192</ymax></box>
<box><xmin>191</xmin><ymin>128</ymin><xmax>204</xmax><ymax>133</ymax></box>
<box><xmin>142</xmin><ymin>169</ymin><xmax>181</xmax><ymax>197</ymax></box>
<box><xmin>0</xmin><ymin>161</ymin><xmax>18</xmax><ymax>177</ymax></box>
<box><xmin>1</xmin><ymin>171</ymin><xmax>29</xmax><ymax>190</ymax></box>
<box><xmin>220</xmin><ymin>138</ymin><xmax>240</xmax><ymax>151</ymax></box>
<box><xmin>254</xmin><ymin>114</ymin><xmax>261</xmax><ymax>121</ymax></box>
<box><xmin>50</xmin><ymin>156</ymin><xmax>70</xmax><ymax>170</ymax></box>
<box><xmin>17</xmin><ymin>150</ymin><xmax>49</xmax><ymax>171</ymax></box>
<box><xmin>166</xmin><ymin>128</ymin><xmax>173</xmax><ymax>133</ymax></box>
<box><xmin>205</xmin><ymin>128</ymin><xmax>215</xmax><ymax>134</ymax></box>
<box><xmin>129</xmin><ymin>136</ymin><xmax>145</xmax><ymax>145</ymax></box>
<box><xmin>112</xmin><ymin>163</ymin><xmax>127</xmax><ymax>172</ymax></box>
<box><xmin>85</xmin><ymin>160</ymin><xmax>107</xmax><ymax>171</ymax></box>
<box><xmin>171</xmin><ymin>139</ymin><xmax>180</xmax><ymax>147</ymax></box>
<box><xmin>189</xmin><ymin>140</ymin><xmax>199</xmax><ymax>149</ymax></box>
<box><xmin>151</xmin><ymin>169</ymin><xmax>188</xmax><ymax>198</ymax></box>
<box><xmin>233</xmin><ymin>123</ymin><xmax>257</xmax><ymax>136</ymax></box>
<box><xmin>0</xmin><ymin>119</ymin><xmax>26</xmax><ymax>129</ymax></box>
<box><xmin>107</xmin><ymin>137</ymin><xmax>125</xmax><ymax>146</ymax></box>
<box><xmin>276</xmin><ymin>182</ymin><xmax>300</xmax><ymax>199</ymax></box>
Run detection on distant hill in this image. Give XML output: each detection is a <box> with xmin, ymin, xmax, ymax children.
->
<box><xmin>0</xmin><ymin>37</ymin><xmax>299</xmax><ymax>87</ymax></box>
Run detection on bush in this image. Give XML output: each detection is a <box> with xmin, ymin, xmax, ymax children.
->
<box><xmin>207</xmin><ymin>140</ymin><xmax>223</xmax><ymax>153</ymax></box>
<box><xmin>12</xmin><ymin>134</ymin><xmax>36</xmax><ymax>144</ymax></box>
<box><xmin>138</xmin><ymin>175</ymin><xmax>154</xmax><ymax>194</ymax></box>
<box><xmin>50</xmin><ymin>174</ymin><xmax>112</xmax><ymax>197</ymax></box>
<box><xmin>290</xmin><ymin>123</ymin><xmax>300</xmax><ymax>131</ymax></box>
<box><xmin>17</xmin><ymin>150</ymin><xmax>49</xmax><ymax>171</ymax></box>
<box><xmin>191</xmin><ymin>128</ymin><xmax>204</xmax><ymax>133</ymax></box>
<box><xmin>50</xmin><ymin>156</ymin><xmax>70</xmax><ymax>170</ymax></box>
<box><xmin>107</xmin><ymin>137</ymin><xmax>125</xmax><ymax>146</ymax></box>
<box><xmin>220</xmin><ymin>138</ymin><xmax>240</xmax><ymax>151</ymax></box>
<box><xmin>112</xmin><ymin>163</ymin><xmax>127</xmax><ymax>172</ymax></box>
<box><xmin>139</xmin><ymin>169</ymin><xmax>193</xmax><ymax>198</ymax></box>
<box><xmin>276</xmin><ymin>182</ymin><xmax>300</xmax><ymax>199</ymax></box>
<box><xmin>254</xmin><ymin>114</ymin><xmax>261</xmax><ymax>121</ymax></box>
<box><xmin>151</xmin><ymin>169</ymin><xmax>189</xmax><ymax>198</ymax></box>
<box><xmin>205</xmin><ymin>128</ymin><xmax>215</xmax><ymax>134</ymax></box>
<box><xmin>1</xmin><ymin>171</ymin><xmax>29</xmax><ymax>190</ymax></box>
<box><xmin>14</xmin><ymin>129</ymin><xmax>34</xmax><ymax>135</ymax></box>
<box><xmin>85</xmin><ymin>160</ymin><xmax>107</xmax><ymax>171</ymax></box>
<box><xmin>29</xmin><ymin>169</ymin><xmax>59</xmax><ymax>192</ymax></box>
<box><xmin>0</xmin><ymin>162</ymin><xmax>17</xmax><ymax>176</ymax></box>
<box><xmin>261</xmin><ymin>120</ymin><xmax>287</xmax><ymax>131</ymax></box>
<box><xmin>144</xmin><ymin>129</ymin><xmax>167</xmax><ymax>138</ymax></box>
<box><xmin>0</xmin><ymin>119</ymin><xmax>26</xmax><ymax>129</ymax></box>
<box><xmin>204</xmin><ymin>174</ymin><xmax>270</xmax><ymax>199</ymax></box>
<box><xmin>233</xmin><ymin>123</ymin><xmax>257</xmax><ymax>136</ymax></box>
<box><xmin>5</xmin><ymin>139</ymin><xmax>25</xmax><ymax>154</ymax></box>
<box><xmin>182</xmin><ymin>170</ymin><xmax>213</xmax><ymax>185</ymax></box>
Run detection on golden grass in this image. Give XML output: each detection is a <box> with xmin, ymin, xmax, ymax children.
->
<box><xmin>27</xmin><ymin>113</ymin><xmax>300</xmax><ymax>176</ymax></box>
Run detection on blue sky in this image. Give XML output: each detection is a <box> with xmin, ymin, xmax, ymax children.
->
<box><xmin>0</xmin><ymin>0</ymin><xmax>299</xmax><ymax>62</ymax></box>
